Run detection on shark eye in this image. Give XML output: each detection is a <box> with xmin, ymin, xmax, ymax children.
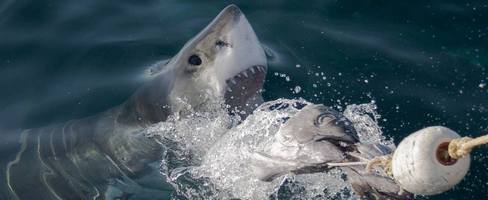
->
<box><xmin>188</xmin><ymin>54</ymin><xmax>202</xmax><ymax>66</ymax></box>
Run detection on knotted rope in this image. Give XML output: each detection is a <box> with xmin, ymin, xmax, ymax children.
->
<box><xmin>448</xmin><ymin>135</ymin><xmax>488</xmax><ymax>159</ymax></box>
<box><xmin>365</xmin><ymin>155</ymin><xmax>393</xmax><ymax>176</ymax></box>
<box><xmin>326</xmin><ymin>154</ymin><xmax>393</xmax><ymax>176</ymax></box>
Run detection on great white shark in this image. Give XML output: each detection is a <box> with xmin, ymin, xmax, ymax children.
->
<box><xmin>0</xmin><ymin>4</ymin><xmax>411</xmax><ymax>200</ymax></box>
<box><xmin>0</xmin><ymin>5</ymin><xmax>266</xmax><ymax>200</ymax></box>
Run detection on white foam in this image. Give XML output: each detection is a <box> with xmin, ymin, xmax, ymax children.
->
<box><xmin>147</xmin><ymin>99</ymin><xmax>387</xmax><ymax>199</ymax></box>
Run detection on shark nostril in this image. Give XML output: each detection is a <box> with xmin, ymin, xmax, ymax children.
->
<box><xmin>216</xmin><ymin>40</ymin><xmax>231</xmax><ymax>48</ymax></box>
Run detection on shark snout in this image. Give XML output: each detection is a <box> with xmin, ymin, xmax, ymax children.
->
<box><xmin>220</xmin><ymin>4</ymin><xmax>242</xmax><ymax>20</ymax></box>
<box><xmin>209</xmin><ymin>4</ymin><xmax>244</xmax><ymax>32</ymax></box>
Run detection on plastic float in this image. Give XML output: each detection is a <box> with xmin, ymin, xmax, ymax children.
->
<box><xmin>328</xmin><ymin>126</ymin><xmax>488</xmax><ymax>196</ymax></box>
<box><xmin>391</xmin><ymin>126</ymin><xmax>471</xmax><ymax>195</ymax></box>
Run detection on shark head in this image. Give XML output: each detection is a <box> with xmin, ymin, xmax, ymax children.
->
<box><xmin>122</xmin><ymin>5</ymin><xmax>267</xmax><ymax>124</ymax></box>
<box><xmin>164</xmin><ymin>5</ymin><xmax>267</xmax><ymax>117</ymax></box>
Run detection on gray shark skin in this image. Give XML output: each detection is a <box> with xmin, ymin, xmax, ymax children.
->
<box><xmin>251</xmin><ymin>104</ymin><xmax>413</xmax><ymax>200</ymax></box>
<box><xmin>0</xmin><ymin>5</ymin><xmax>267</xmax><ymax>200</ymax></box>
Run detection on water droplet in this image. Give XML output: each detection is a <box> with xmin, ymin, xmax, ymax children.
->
<box><xmin>294</xmin><ymin>86</ymin><xmax>302</xmax><ymax>93</ymax></box>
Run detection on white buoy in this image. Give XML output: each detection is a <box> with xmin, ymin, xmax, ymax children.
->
<box><xmin>392</xmin><ymin>126</ymin><xmax>470</xmax><ymax>196</ymax></box>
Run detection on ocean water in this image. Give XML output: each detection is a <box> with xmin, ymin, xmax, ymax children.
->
<box><xmin>0</xmin><ymin>0</ymin><xmax>487</xmax><ymax>199</ymax></box>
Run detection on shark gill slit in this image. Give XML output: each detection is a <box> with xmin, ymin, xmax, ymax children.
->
<box><xmin>38</xmin><ymin>129</ymin><xmax>63</xmax><ymax>200</ymax></box>
<box><xmin>6</xmin><ymin>130</ymin><xmax>30</xmax><ymax>199</ymax></box>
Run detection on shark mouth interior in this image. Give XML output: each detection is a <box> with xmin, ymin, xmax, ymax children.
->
<box><xmin>224</xmin><ymin>65</ymin><xmax>267</xmax><ymax>116</ymax></box>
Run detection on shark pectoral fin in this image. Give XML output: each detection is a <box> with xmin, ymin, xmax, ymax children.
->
<box><xmin>250</xmin><ymin>153</ymin><xmax>300</xmax><ymax>182</ymax></box>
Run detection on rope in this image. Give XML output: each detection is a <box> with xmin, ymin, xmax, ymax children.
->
<box><xmin>365</xmin><ymin>155</ymin><xmax>393</xmax><ymax>176</ymax></box>
<box><xmin>327</xmin><ymin>161</ymin><xmax>368</xmax><ymax>167</ymax></box>
<box><xmin>448</xmin><ymin>135</ymin><xmax>488</xmax><ymax>159</ymax></box>
<box><xmin>326</xmin><ymin>154</ymin><xmax>393</xmax><ymax>176</ymax></box>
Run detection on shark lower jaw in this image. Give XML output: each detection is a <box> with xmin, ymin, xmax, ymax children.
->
<box><xmin>223</xmin><ymin>65</ymin><xmax>267</xmax><ymax>115</ymax></box>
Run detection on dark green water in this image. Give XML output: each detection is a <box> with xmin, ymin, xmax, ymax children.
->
<box><xmin>0</xmin><ymin>0</ymin><xmax>487</xmax><ymax>199</ymax></box>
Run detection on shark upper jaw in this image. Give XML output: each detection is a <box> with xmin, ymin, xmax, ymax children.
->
<box><xmin>204</xmin><ymin>5</ymin><xmax>267</xmax><ymax>115</ymax></box>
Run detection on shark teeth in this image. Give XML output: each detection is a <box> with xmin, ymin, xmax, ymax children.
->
<box><xmin>225</xmin><ymin>65</ymin><xmax>266</xmax><ymax>86</ymax></box>
<box><xmin>250</xmin><ymin>68</ymin><xmax>255</xmax><ymax>74</ymax></box>
<box><xmin>252</xmin><ymin>65</ymin><xmax>266</xmax><ymax>73</ymax></box>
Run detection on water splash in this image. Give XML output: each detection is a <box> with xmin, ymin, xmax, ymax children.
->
<box><xmin>146</xmin><ymin>99</ymin><xmax>388</xmax><ymax>199</ymax></box>
<box><xmin>343</xmin><ymin>102</ymin><xmax>393</xmax><ymax>146</ymax></box>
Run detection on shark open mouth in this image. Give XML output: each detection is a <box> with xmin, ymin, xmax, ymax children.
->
<box><xmin>224</xmin><ymin>65</ymin><xmax>267</xmax><ymax>115</ymax></box>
